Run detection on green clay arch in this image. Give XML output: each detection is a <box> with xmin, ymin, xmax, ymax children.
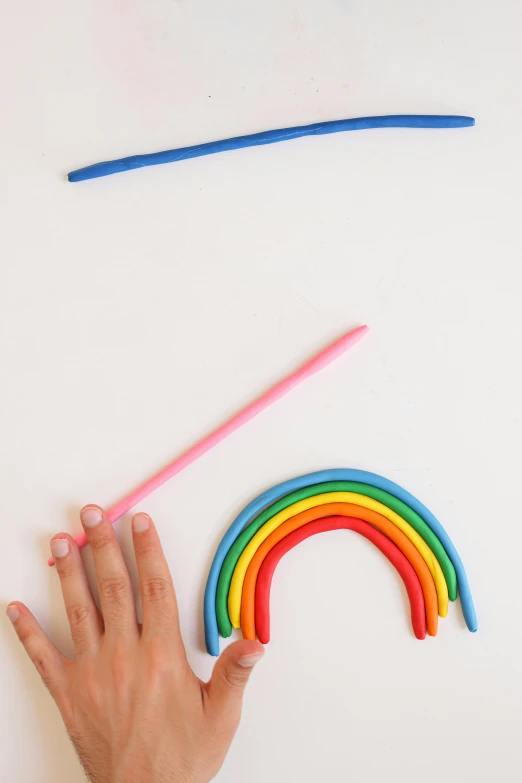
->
<box><xmin>216</xmin><ymin>480</ymin><xmax>457</xmax><ymax>638</ymax></box>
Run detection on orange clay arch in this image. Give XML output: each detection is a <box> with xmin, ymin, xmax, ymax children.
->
<box><xmin>241</xmin><ymin>502</ymin><xmax>438</xmax><ymax>640</ymax></box>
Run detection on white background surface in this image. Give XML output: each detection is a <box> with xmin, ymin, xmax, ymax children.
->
<box><xmin>1</xmin><ymin>1</ymin><xmax>521</xmax><ymax>781</ymax></box>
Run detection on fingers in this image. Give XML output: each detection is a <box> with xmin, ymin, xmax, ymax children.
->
<box><xmin>6</xmin><ymin>602</ymin><xmax>68</xmax><ymax>700</ymax></box>
<box><xmin>205</xmin><ymin>640</ymin><xmax>264</xmax><ymax>718</ymax></box>
<box><xmin>50</xmin><ymin>534</ymin><xmax>103</xmax><ymax>655</ymax></box>
<box><xmin>131</xmin><ymin>513</ymin><xmax>182</xmax><ymax>646</ymax></box>
<box><xmin>80</xmin><ymin>505</ymin><xmax>138</xmax><ymax>640</ymax></box>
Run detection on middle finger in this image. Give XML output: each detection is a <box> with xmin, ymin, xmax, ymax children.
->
<box><xmin>80</xmin><ymin>505</ymin><xmax>138</xmax><ymax>640</ymax></box>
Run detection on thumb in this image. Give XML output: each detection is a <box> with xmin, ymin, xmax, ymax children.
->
<box><xmin>206</xmin><ymin>640</ymin><xmax>264</xmax><ymax>716</ymax></box>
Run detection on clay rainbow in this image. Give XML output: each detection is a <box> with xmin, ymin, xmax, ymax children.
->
<box><xmin>203</xmin><ymin>469</ymin><xmax>476</xmax><ymax>656</ymax></box>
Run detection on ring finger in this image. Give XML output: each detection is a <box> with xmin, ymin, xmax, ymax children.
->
<box><xmin>50</xmin><ymin>534</ymin><xmax>103</xmax><ymax>655</ymax></box>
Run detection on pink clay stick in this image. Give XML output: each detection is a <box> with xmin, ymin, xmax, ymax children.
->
<box><xmin>49</xmin><ymin>325</ymin><xmax>369</xmax><ymax>565</ymax></box>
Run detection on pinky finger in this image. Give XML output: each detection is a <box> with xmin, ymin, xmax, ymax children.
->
<box><xmin>7</xmin><ymin>603</ymin><xmax>68</xmax><ymax>701</ymax></box>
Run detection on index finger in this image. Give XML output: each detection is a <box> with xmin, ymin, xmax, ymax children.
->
<box><xmin>131</xmin><ymin>513</ymin><xmax>183</xmax><ymax>649</ymax></box>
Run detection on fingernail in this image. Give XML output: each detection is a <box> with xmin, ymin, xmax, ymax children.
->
<box><xmin>51</xmin><ymin>538</ymin><xmax>70</xmax><ymax>558</ymax></box>
<box><xmin>237</xmin><ymin>653</ymin><xmax>264</xmax><ymax>668</ymax></box>
<box><xmin>81</xmin><ymin>506</ymin><xmax>103</xmax><ymax>527</ymax></box>
<box><xmin>6</xmin><ymin>605</ymin><xmax>20</xmax><ymax>624</ymax></box>
<box><xmin>132</xmin><ymin>513</ymin><xmax>150</xmax><ymax>533</ymax></box>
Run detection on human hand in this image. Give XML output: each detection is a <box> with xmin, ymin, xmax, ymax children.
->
<box><xmin>7</xmin><ymin>505</ymin><xmax>264</xmax><ymax>783</ymax></box>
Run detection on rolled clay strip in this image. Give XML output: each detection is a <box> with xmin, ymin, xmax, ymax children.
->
<box><xmin>240</xmin><ymin>502</ymin><xmax>439</xmax><ymax>640</ymax></box>
<box><xmin>254</xmin><ymin>516</ymin><xmax>427</xmax><ymax>643</ymax></box>
<box><xmin>217</xmin><ymin>481</ymin><xmax>456</xmax><ymax>637</ymax></box>
<box><xmin>204</xmin><ymin>469</ymin><xmax>476</xmax><ymax>656</ymax></box>
<box><xmin>226</xmin><ymin>491</ymin><xmax>448</xmax><ymax>632</ymax></box>
<box><xmin>68</xmin><ymin>114</ymin><xmax>475</xmax><ymax>182</ymax></box>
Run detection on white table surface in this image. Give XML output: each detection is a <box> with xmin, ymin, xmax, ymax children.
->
<box><xmin>1</xmin><ymin>2</ymin><xmax>521</xmax><ymax>781</ymax></box>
